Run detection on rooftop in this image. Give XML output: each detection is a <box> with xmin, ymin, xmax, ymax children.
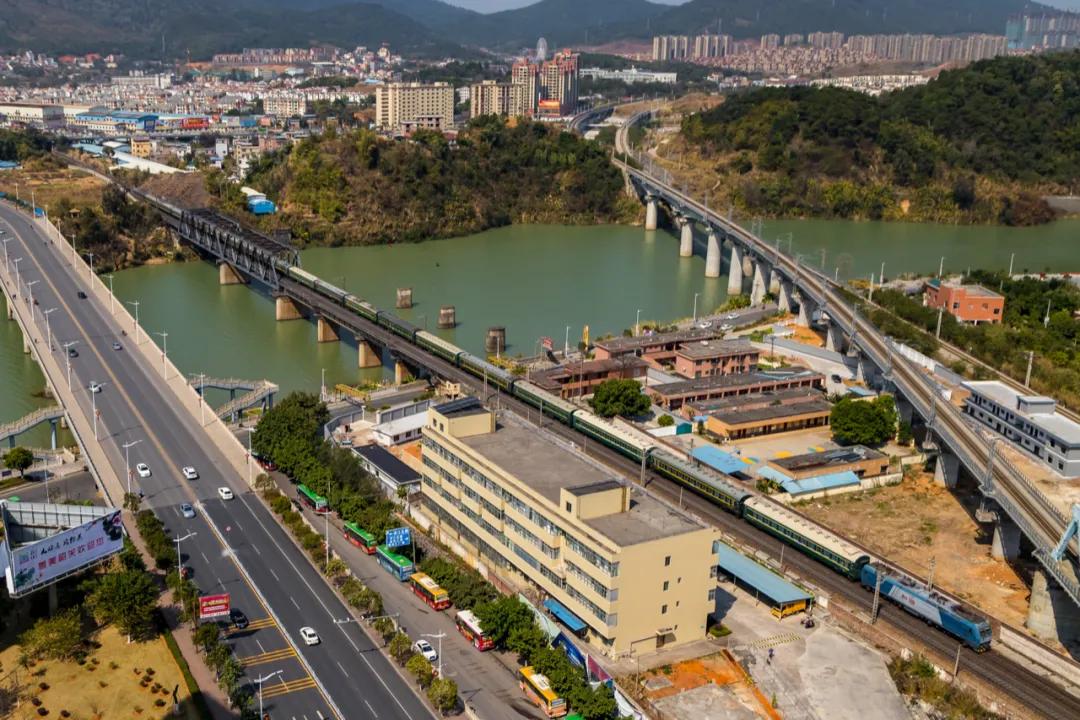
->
<box><xmin>710</xmin><ymin>398</ymin><xmax>832</xmax><ymax>426</ymax></box>
<box><xmin>675</xmin><ymin>339</ymin><xmax>757</xmax><ymax>360</ymax></box>
<box><xmin>715</xmin><ymin>540</ymin><xmax>811</xmax><ymax>605</ymax></box>
<box><xmin>354</xmin><ymin>444</ymin><xmax>420</xmax><ymax>484</ymax></box>
<box><xmin>434</xmin><ymin>397</ymin><xmax>489</xmax><ymax>419</ymax></box>
<box><xmin>459</xmin><ymin>421</ymin><xmax>703</xmax><ymax>546</ymax></box>
<box><xmin>595</xmin><ymin>327</ymin><xmax>726</xmax><ymax>352</ymax></box>
<box><xmin>771</xmin><ymin>445</ymin><xmax>885</xmax><ymax>472</ymax></box>
<box><xmin>963</xmin><ymin>380</ymin><xmax>1080</xmax><ymax>445</ymax></box>
<box><xmin>651</xmin><ymin>369</ymin><xmax>824</xmax><ymax>396</ymax></box>
<box><xmin>687</xmin><ymin>388</ymin><xmax>823</xmax><ymax>414</ymax></box>
<box><xmin>926</xmin><ymin>278</ymin><xmax>1002</xmax><ymax>298</ymax></box>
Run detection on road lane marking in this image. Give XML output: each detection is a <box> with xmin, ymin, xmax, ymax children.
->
<box><xmin>252</xmin><ymin>544</ymin><xmax>261</xmax><ymax>555</ymax></box>
<box><xmin>255</xmin><ymin>638</ymin><xmax>265</xmax><ymax>654</ymax></box>
<box><xmin>269</xmin><ymin>567</ymin><xmax>280</xmax><ymax>581</ymax></box>
<box><xmin>290</xmin><ymin>596</ymin><xmax>300</xmax><ymax>610</ymax></box>
<box><xmin>258</xmin><ymin>676</ymin><xmax>317</xmax><ymax>699</ymax></box>
<box><xmin>200</xmin><ymin>551</ymin><xmax>210</xmax><ymax>564</ymax></box>
<box><xmin>238</xmin><ymin>646</ymin><xmax>297</xmax><ymax>666</ymax></box>
<box><xmin>336</xmin><ymin>661</ymin><xmax>349</xmax><ymax>678</ymax></box>
<box><xmin>364</xmin><ymin>700</ymin><xmax>377</xmax><ymax>718</ymax></box>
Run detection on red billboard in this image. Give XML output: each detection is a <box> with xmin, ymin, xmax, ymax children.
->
<box><xmin>199</xmin><ymin>593</ymin><xmax>231</xmax><ymax>620</ymax></box>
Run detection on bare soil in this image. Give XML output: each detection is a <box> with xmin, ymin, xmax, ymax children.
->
<box><xmin>139</xmin><ymin>173</ymin><xmax>211</xmax><ymax>210</ymax></box>
<box><xmin>798</xmin><ymin>470</ymin><xmax>1033</xmax><ymax>629</ymax></box>
<box><xmin>0</xmin><ymin>162</ymin><xmax>107</xmax><ymax>210</ymax></box>
<box><xmin>627</xmin><ymin>652</ymin><xmax>780</xmax><ymax>720</ymax></box>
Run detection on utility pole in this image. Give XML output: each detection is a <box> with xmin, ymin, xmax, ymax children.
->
<box><xmin>1044</xmin><ymin>298</ymin><xmax>1052</xmax><ymax>328</ymax></box>
<box><xmin>935</xmin><ymin>306</ymin><xmax>944</xmax><ymax>339</ymax></box>
<box><xmin>871</xmin><ymin>565</ymin><xmax>883</xmax><ymax>624</ymax></box>
<box><xmin>1025</xmin><ymin>350</ymin><xmax>1035</xmax><ymax>387</ymax></box>
<box><xmin>1008</xmin><ymin>252</ymin><xmax>1014</xmax><ymax>277</ymax></box>
<box><xmin>927</xmin><ymin>556</ymin><xmax>936</xmax><ymax>592</ymax></box>
<box><xmin>952</xmin><ymin>642</ymin><xmax>962</xmax><ymax>681</ymax></box>
<box><xmin>938</xmin><ymin>256</ymin><xmax>945</xmax><ymax>278</ymax></box>
<box><xmin>868</xmin><ymin>272</ymin><xmax>875</xmax><ymax>302</ymax></box>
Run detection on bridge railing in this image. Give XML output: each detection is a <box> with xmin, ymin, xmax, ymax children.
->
<box><xmin>0</xmin><ymin>405</ymin><xmax>64</xmax><ymax>440</ymax></box>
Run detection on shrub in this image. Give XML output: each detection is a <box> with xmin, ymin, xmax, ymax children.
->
<box><xmin>657</xmin><ymin>414</ymin><xmax>674</xmax><ymax>427</ymax></box>
<box><xmin>406</xmin><ymin>653</ymin><xmax>433</xmax><ymax>688</ymax></box>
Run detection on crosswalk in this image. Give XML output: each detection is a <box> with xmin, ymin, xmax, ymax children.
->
<box><xmin>238</xmin><ymin>646</ymin><xmax>297</xmax><ymax>667</ymax></box>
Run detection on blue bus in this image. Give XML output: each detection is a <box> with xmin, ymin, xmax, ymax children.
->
<box><xmin>376</xmin><ymin>545</ymin><xmax>415</xmax><ymax>581</ymax></box>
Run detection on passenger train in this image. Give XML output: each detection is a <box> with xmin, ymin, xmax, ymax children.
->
<box><xmin>282</xmin><ymin>263</ymin><xmax>991</xmax><ymax>650</ymax></box>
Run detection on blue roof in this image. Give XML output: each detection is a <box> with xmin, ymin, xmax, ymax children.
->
<box><xmin>715</xmin><ymin>540</ymin><xmax>811</xmax><ymax>605</ymax></box>
<box><xmin>780</xmin><ymin>470</ymin><xmax>861</xmax><ymax>496</ymax></box>
<box><xmin>691</xmin><ymin>446</ymin><xmax>748</xmax><ymax>475</ymax></box>
<box><xmin>543</xmin><ymin>598</ymin><xmax>587</xmax><ymax>633</ymax></box>
<box><xmin>846</xmin><ymin>385</ymin><xmax>876</xmax><ymax>398</ymax></box>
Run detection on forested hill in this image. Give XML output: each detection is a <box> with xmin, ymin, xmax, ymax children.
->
<box><xmin>678</xmin><ymin>52</ymin><xmax>1080</xmax><ymax>226</ymax></box>
<box><xmin>228</xmin><ymin>117</ymin><xmax>638</xmax><ymax>246</ymax></box>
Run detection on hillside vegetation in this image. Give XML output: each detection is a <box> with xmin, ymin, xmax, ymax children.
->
<box><xmin>230</xmin><ymin>117</ymin><xmax>637</xmax><ymax>246</ymax></box>
<box><xmin>677</xmin><ymin>52</ymin><xmax>1080</xmax><ymax>226</ymax></box>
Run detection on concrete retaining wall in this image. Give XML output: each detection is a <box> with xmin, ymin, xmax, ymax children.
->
<box><xmin>999</xmin><ymin>624</ymin><xmax>1080</xmax><ymax>691</ymax></box>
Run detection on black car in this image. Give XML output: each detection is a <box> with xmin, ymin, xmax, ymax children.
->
<box><xmin>67</xmin><ymin>347</ymin><xmax>78</xmax><ymax>358</ymax></box>
<box><xmin>229</xmin><ymin>608</ymin><xmax>249</xmax><ymax>629</ymax></box>
<box><xmin>77</xmin><ymin>291</ymin><xmax>87</xmax><ymax>299</ymax></box>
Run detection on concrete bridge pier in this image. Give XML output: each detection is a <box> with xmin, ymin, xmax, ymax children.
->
<box><xmin>1026</xmin><ymin>569</ymin><xmax>1080</xmax><ymax>644</ymax></box>
<box><xmin>991</xmin><ymin>517</ymin><xmax>1021</xmax><ymax>560</ymax></box>
<box><xmin>22</xmin><ymin>333</ymin><xmax>31</xmax><ymax>354</ymax></box>
<box><xmin>824</xmin><ymin>321</ymin><xmax>845</xmax><ymax>353</ymax></box>
<box><xmin>796</xmin><ymin>295</ymin><xmax>814</xmax><ymax>328</ymax></box>
<box><xmin>394</xmin><ymin>360</ymin><xmax>409</xmax><ymax>385</ymax></box>
<box><xmin>679</xmin><ymin>217</ymin><xmax>694</xmax><ymax>258</ymax></box>
<box><xmin>5</xmin><ymin>300</ymin><xmax>12</xmax><ymax>320</ymax></box>
<box><xmin>705</xmin><ymin>229</ymin><xmax>721</xmax><ymax>278</ymax></box>
<box><xmin>933</xmin><ymin>451</ymin><xmax>960</xmax><ymax>489</ymax></box>
<box><xmin>316</xmin><ymin>316</ymin><xmax>339</xmax><ymax>343</ymax></box>
<box><xmin>358</xmin><ymin>339</ymin><xmax>382</xmax><ymax>368</ymax></box>
<box><xmin>727</xmin><ymin>244</ymin><xmax>744</xmax><ymax>295</ymax></box>
<box><xmin>768</xmin><ymin>267</ymin><xmax>781</xmax><ymax>295</ymax></box>
<box><xmin>778</xmin><ymin>279</ymin><xmax>794</xmax><ymax>314</ymax></box>
<box><xmin>750</xmin><ymin>260</ymin><xmax>769</xmax><ymax>306</ymax></box>
<box><xmin>275</xmin><ymin>294</ymin><xmax>303</xmax><ymax>321</ymax></box>
<box><xmin>49</xmin><ymin>419</ymin><xmax>58</xmax><ymax>450</ymax></box>
<box><xmin>645</xmin><ymin>196</ymin><xmax>658</xmax><ymax>231</ymax></box>
<box><xmin>218</xmin><ymin>261</ymin><xmax>246</xmax><ymax>286</ymax></box>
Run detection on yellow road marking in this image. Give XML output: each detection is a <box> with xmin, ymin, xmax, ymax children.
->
<box><xmin>259</xmin><ymin>676</ymin><xmax>317</xmax><ymax>699</ymax></box>
<box><xmin>239</xmin><ymin>647</ymin><xmax>297</xmax><ymax>666</ymax></box>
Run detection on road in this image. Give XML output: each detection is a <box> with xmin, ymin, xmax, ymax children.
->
<box><xmin>0</xmin><ymin>203</ymin><xmax>433</xmax><ymax>720</ymax></box>
<box><xmin>0</xmin><ymin>470</ymin><xmax>97</xmax><ymax>504</ymax></box>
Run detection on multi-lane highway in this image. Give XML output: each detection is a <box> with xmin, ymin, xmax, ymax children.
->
<box><xmin>0</xmin><ymin>202</ymin><xmax>432</xmax><ymax>720</ymax></box>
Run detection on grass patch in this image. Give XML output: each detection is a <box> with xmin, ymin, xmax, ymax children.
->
<box><xmin>888</xmin><ymin>655</ymin><xmax>1002</xmax><ymax>720</ymax></box>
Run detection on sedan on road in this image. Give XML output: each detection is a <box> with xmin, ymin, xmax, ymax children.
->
<box><xmin>180</xmin><ymin>503</ymin><xmax>196</xmax><ymax>519</ymax></box>
<box><xmin>67</xmin><ymin>347</ymin><xmax>78</xmax><ymax>358</ymax></box>
<box><xmin>76</xmin><ymin>291</ymin><xmax>87</xmax><ymax>299</ymax></box>
<box><xmin>413</xmin><ymin>639</ymin><xmax>438</xmax><ymax>663</ymax></box>
<box><xmin>111</xmin><ymin>341</ymin><xmax>122</xmax><ymax>351</ymax></box>
<box><xmin>181</xmin><ymin>466</ymin><xmax>199</xmax><ymax>481</ymax></box>
<box><xmin>89</xmin><ymin>381</ymin><xmax>102</xmax><ymax>394</ymax></box>
<box><xmin>230</xmin><ymin>609</ymin><xmax>249</xmax><ymax>630</ymax></box>
<box><xmin>299</xmin><ymin>626</ymin><xmax>320</xmax><ymax>646</ymax></box>
<box><xmin>217</xmin><ymin>487</ymin><xmax>234</xmax><ymax>500</ymax></box>
<box><xmin>136</xmin><ymin>463</ymin><xmax>151</xmax><ymax>478</ymax></box>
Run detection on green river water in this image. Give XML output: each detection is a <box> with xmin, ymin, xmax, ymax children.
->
<box><xmin>4</xmin><ymin>218</ymin><xmax>1080</xmax><ymax>443</ymax></box>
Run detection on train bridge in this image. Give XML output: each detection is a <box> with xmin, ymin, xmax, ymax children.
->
<box><xmin>613</xmin><ymin>112</ymin><xmax>1080</xmax><ymax>609</ymax></box>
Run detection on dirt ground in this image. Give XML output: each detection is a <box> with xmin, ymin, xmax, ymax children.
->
<box><xmin>798</xmin><ymin>470</ymin><xmax>1033</xmax><ymax>629</ymax></box>
<box><xmin>0</xmin><ymin>625</ymin><xmax>199</xmax><ymax>720</ymax></box>
<box><xmin>630</xmin><ymin>652</ymin><xmax>780</xmax><ymax>720</ymax></box>
<box><xmin>0</xmin><ymin>163</ymin><xmax>107</xmax><ymax>210</ymax></box>
<box><xmin>139</xmin><ymin>173</ymin><xmax>211</xmax><ymax>209</ymax></box>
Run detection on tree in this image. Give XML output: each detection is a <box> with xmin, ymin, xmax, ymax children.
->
<box><xmin>2</xmin><ymin>447</ymin><xmax>34</xmax><ymax>477</ymax></box>
<box><xmin>85</xmin><ymin>570</ymin><xmax>160</xmax><ymax>641</ymax></box>
<box><xmin>427</xmin><ymin>677</ymin><xmax>458</xmax><ymax>715</ymax></box>
<box><xmin>19</xmin><ymin>609</ymin><xmax>82</xmax><ymax>660</ymax></box>
<box><xmin>388</xmin><ymin>632</ymin><xmax>413</xmax><ymax>665</ymax></box>
<box><xmin>475</xmin><ymin>596</ymin><xmax>535</xmax><ymax>650</ymax></box>
<box><xmin>405</xmin><ymin>653</ymin><xmax>434</xmax><ymax>688</ymax></box>
<box><xmin>193</xmin><ymin>622</ymin><xmax>221</xmax><ymax>654</ymax></box>
<box><xmin>117</xmin><ymin>536</ymin><xmax>147</xmax><ymax>572</ymax></box>
<box><xmin>657</xmin><ymin>414</ymin><xmax>675</xmax><ymax>427</ymax></box>
<box><xmin>830</xmin><ymin>395</ymin><xmax>897</xmax><ymax>445</ymax></box>
<box><xmin>589</xmin><ymin>379</ymin><xmax>650</xmax><ymax>418</ymax></box>
<box><xmin>123</xmin><ymin>492</ymin><xmax>142</xmax><ymax>512</ymax></box>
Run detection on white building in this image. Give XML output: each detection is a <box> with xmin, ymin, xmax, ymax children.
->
<box><xmin>263</xmin><ymin>95</ymin><xmax>309</xmax><ymax>117</ymax></box>
<box><xmin>580</xmin><ymin>67</ymin><xmax>678</xmax><ymax>85</ymax></box>
<box><xmin>962</xmin><ymin>381</ymin><xmax>1080</xmax><ymax>477</ymax></box>
<box><xmin>0</xmin><ymin>102</ymin><xmax>65</xmax><ymax>129</ymax></box>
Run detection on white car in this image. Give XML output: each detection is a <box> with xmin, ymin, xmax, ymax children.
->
<box><xmin>135</xmin><ymin>463</ymin><xmax>151</xmax><ymax>478</ymax></box>
<box><xmin>89</xmin><ymin>381</ymin><xmax>102</xmax><ymax>394</ymax></box>
<box><xmin>300</xmin><ymin>626</ymin><xmax>320</xmax><ymax>646</ymax></box>
<box><xmin>217</xmin><ymin>487</ymin><xmax>234</xmax><ymax>500</ymax></box>
<box><xmin>181</xmin><ymin>466</ymin><xmax>199</xmax><ymax>481</ymax></box>
<box><xmin>720</xmin><ymin>323</ymin><xmax>734</xmax><ymax>332</ymax></box>
<box><xmin>726</xmin><ymin>313</ymin><xmax>739</xmax><ymax>320</ymax></box>
<box><xmin>697</xmin><ymin>321</ymin><xmax>712</xmax><ymax>329</ymax></box>
<box><xmin>413</xmin><ymin>639</ymin><xmax>438</xmax><ymax>662</ymax></box>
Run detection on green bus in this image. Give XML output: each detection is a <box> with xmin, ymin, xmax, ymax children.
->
<box><xmin>297</xmin><ymin>484</ymin><xmax>329</xmax><ymax>514</ymax></box>
<box><xmin>376</xmin><ymin>545</ymin><xmax>415</xmax><ymax>581</ymax></box>
<box><xmin>344</xmin><ymin>521</ymin><xmax>377</xmax><ymax>554</ymax></box>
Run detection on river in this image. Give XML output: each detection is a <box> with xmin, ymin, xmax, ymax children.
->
<box><xmin>4</xmin><ymin>218</ymin><xmax>1080</xmax><ymax>424</ymax></box>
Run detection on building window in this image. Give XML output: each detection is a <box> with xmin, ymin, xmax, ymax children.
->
<box><xmin>565</xmin><ymin>501</ymin><xmax>572</xmax><ymax>513</ymax></box>
<box><xmin>661</xmin><ymin>604</ymin><xmax>668</xmax><ymax>615</ymax></box>
<box><xmin>708</xmin><ymin>589</ymin><xmax>716</xmax><ymax>602</ymax></box>
<box><xmin>663</xmin><ymin>581</ymin><xmax>669</xmax><ymax>591</ymax></box>
<box><xmin>664</xmin><ymin>556</ymin><xmax>671</xmax><ymax>567</ymax></box>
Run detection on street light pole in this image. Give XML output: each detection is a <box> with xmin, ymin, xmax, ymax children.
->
<box><xmin>154</xmin><ymin>331</ymin><xmax>168</xmax><ymax>376</ymax></box>
<box><xmin>693</xmin><ymin>292</ymin><xmax>699</xmax><ymax>323</ymax></box>
<box><xmin>635</xmin><ymin>308</ymin><xmax>641</xmax><ymax>337</ymax></box>
<box><xmin>43</xmin><ymin>307</ymin><xmax>56</xmax><ymax>350</ymax></box>
<box><xmin>253</xmin><ymin>670</ymin><xmax>283</xmax><ymax>719</ymax></box>
<box><xmin>12</xmin><ymin>257</ymin><xmax>21</xmax><ymax>288</ymax></box>
<box><xmin>62</xmin><ymin>341</ymin><xmax>78</xmax><ymax>389</ymax></box>
<box><xmin>25</xmin><ymin>280</ymin><xmax>38</xmax><ymax>318</ymax></box>
<box><xmin>105</xmin><ymin>274</ymin><xmax>115</xmax><ymax>314</ymax></box>
<box><xmin>126</xmin><ymin>300</ymin><xmax>140</xmax><ymax>343</ymax></box>
<box><xmin>422</xmin><ymin>632</ymin><xmax>446</xmax><ymax>678</ymax></box>
<box><xmin>86</xmin><ymin>252</ymin><xmax>94</xmax><ymax>281</ymax></box>
<box><xmin>173</xmin><ymin>531</ymin><xmax>197</xmax><ymax>620</ymax></box>
<box><xmin>123</xmin><ymin>439</ymin><xmax>142</xmax><ymax>495</ymax></box>
<box><xmin>91</xmin><ymin>383</ymin><xmax>99</xmax><ymax>440</ymax></box>
<box><xmin>2</xmin><ymin>237</ymin><xmax>11</xmax><ymax>270</ymax></box>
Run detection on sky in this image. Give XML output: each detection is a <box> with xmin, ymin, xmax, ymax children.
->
<box><xmin>447</xmin><ymin>0</ymin><xmax>1080</xmax><ymax>13</ymax></box>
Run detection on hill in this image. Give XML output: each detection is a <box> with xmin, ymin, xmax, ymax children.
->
<box><xmin>0</xmin><ymin>0</ymin><xmax>461</xmax><ymax>58</ymax></box>
<box><xmin>675</xmin><ymin>52</ymin><xmax>1080</xmax><ymax>225</ymax></box>
<box><xmin>227</xmin><ymin>117</ymin><xmax>638</xmax><ymax>246</ymax></box>
<box><xmin>648</xmin><ymin>0</ymin><xmax>1042</xmax><ymax>38</ymax></box>
<box><xmin>449</xmin><ymin>0</ymin><xmax>668</xmax><ymax>49</ymax></box>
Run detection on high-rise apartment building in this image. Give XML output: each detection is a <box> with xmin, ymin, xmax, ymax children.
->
<box><xmin>419</xmin><ymin>398</ymin><xmax>720</xmax><ymax>654</ymax></box>
<box><xmin>469</xmin><ymin>80</ymin><xmax>514</xmax><ymax>118</ymax></box>
<box><xmin>510</xmin><ymin>60</ymin><xmax>539</xmax><ymax>117</ymax></box>
<box><xmin>540</xmin><ymin>49</ymin><xmax>579</xmax><ymax>116</ymax></box>
<box><xmin>375</xmin><ymin>82</ymin><xmax>455</xmax><ymax>133</ymax></box>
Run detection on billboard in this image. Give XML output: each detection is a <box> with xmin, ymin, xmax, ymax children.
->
<box><xmin>199</xmin><ymin>593</ymin><xmax>231</xmax><ymax>620</ymax></box>
<box><xmin>385</xmin><ymin>526</ymin><xmax>411</xmax><ymax>548</ymax></box>
<box><xmin>5</xmin><ymin>508</ymin><xmax>125</xmax><ymax>596</ymax></box>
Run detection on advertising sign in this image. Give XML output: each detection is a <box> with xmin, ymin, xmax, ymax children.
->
<box><xmin>385</xmin><ymin>526</ymin><xmax>411</xmax><ymax>548</ymax></box>
<box><xmin>199</xmin><ymin>593</ymin><xmax>231</xmax><ymax>620</ymax></box>
<box><xmin>6</xmin><ymin>509</ymin><xmax>124</xmax><ymax>596</ymax></box>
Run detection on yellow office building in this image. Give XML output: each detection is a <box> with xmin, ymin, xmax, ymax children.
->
<box><xmin>419</xmin><ymin>398</ymin><xmax>720</xmax><ymax>655</ymax></box>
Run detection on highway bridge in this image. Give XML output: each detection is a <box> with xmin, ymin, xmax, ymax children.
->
<box><xmin>612</xmin><ymin>111</ymin><xmax>1080</xmax><ymax>609</ymax></box>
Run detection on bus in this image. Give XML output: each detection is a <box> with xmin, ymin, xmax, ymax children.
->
<box><xmin>297</xmin><ymin>484</ymin><xmax>328</xmax><ymax>514</ymax></box>
<box><xmin>343</xmin><ymin>521</ymin><xmax>377</xmax><ymax>554</ymax></box>
<box><xmin>375</xmin><ymin>545</ymin><xmax>414</xmax><ymax>581</ymax></box>
<box><xmin>519</xmin><ymin>666</ymin><xmax>566</xmax><ymax>718</ymax></box>
<box><xmin>455</xmin><ymin>609</ymin><xmax>493</xmax><ymax>651</ymax></box>
<box><xmin>409</xmin><ymin>572</ymin><xmax>451</xmax><ymax>611</ymax></box>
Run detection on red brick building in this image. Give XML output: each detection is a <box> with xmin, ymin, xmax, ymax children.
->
<box><xmin>673</xmin><ymin>339</ymin><xmax>759</xmax><ymax>379</ymax></box>
<box><xmin>924</xmin><ymin>280</ymin><xmax>1004</xmax><ymax>325</ymax></box>
<box><xmin>529</xmin><ymin>356</ymin><xmax>648</xmax><ymax>400</ymax></box>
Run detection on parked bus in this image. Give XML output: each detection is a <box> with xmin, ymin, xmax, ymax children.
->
<box><xmin>409</xmin><ymin>572</ymin><xmax>451</xmax><ymax>611</ymax></box>
<box><xmin>375</xmin><ymin>545</ymin><xmax>414</xmax><ymax>581</ymax></box>
<box><xmin>297</xmin><ymin>484</ymin><xmax>329</xmax><ymax>514</ymax></box>
<box><xmin>455</xmin><ymin>609</ymin><xmax>493</xmax><ymax>651</ymax></box>
<box><xmin>343</xmin><ymin>521</ymin><xmax>377</xmax><ymax>554</ymax></box>
<box><xmin>520</xmin><ymin>666</ymin><xmax>566</xmax><ymax>718</ymax></box>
